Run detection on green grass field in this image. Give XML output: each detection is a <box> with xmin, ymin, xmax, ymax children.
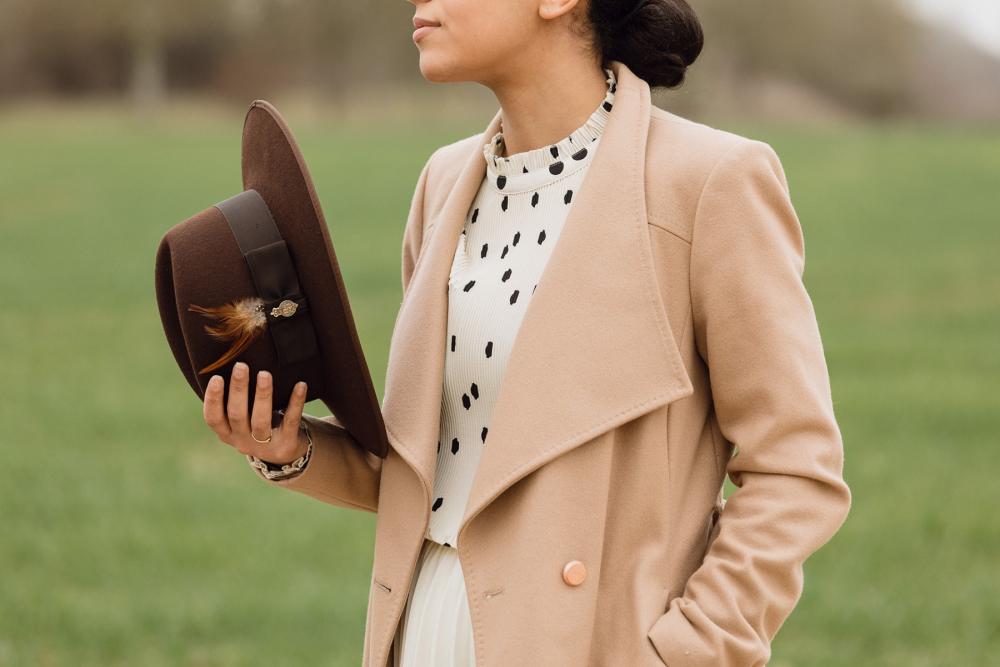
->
<box><xmin>2</xmin><ymin>103</ymin><xmax>998</xmax><ymax>666</ymax></box>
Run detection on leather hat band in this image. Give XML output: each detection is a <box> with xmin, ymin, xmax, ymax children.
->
<box><xmin>214</xmin><ymin>189</ymin><xmax>321</xmax><ymax>368</ymax></box>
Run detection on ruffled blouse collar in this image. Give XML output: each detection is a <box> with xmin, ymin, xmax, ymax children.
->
<box><xmin>482</xmin><ymin>67</ymin><xmax>616</xmax><ymax>193</ymax></box>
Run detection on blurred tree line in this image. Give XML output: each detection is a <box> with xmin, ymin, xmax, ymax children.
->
<box><xmin>1</xmin><ymin>0</ymin><xmax>997</xmax><ymax>120</ymax></box>
<box><xmin>0</xmin><ymin>0</ymin><xmax>416</xmax><ymax>109</ymax></box>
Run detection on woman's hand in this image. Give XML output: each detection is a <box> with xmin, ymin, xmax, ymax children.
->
<box><xmin>203</xmin><ymin>360</ymin><xmax>309</xmax><ymax>465</ymax></box>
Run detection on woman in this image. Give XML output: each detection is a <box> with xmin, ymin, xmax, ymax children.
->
<box><xmin>203</xmin><ymin>1</ymin><xmax>853</xmax><ymax>665</ymax></box>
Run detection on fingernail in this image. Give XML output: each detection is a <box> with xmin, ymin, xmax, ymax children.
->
<box><xmin>258</xmin><ymin>370</ymin><xmax>270</xmax><ymax>386</ymax></box>
<box><xmin>235</xmin><ymin>362</ymin><xmax>247</xmax><ymax>377</ymax></box>
<box><xmin>296</xmin><ymin>381</ymin><xmax>307</xmax><ymax>393</ymax></box>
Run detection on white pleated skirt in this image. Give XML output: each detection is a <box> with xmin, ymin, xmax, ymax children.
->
<box><xmin>394</xmin><ymin>538</ymin><xmax>477</xmax><ymax>667</ymax></box>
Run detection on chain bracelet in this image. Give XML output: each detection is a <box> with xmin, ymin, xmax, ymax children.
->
<box><xmin>245</xmin><ymin>418</ymin><xmax>314</xmax><ymax>480</ymax></box>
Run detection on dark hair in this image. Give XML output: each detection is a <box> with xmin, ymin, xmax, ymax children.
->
<box><xmin>586</xmin><ymin>0</ymin><xmax>704</xmax><ymax>89</ymax></box>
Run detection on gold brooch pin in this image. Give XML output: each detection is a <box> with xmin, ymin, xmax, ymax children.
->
<box><xmin>270</xmin><ymin>299</ymin><xmax>298</xmax><ymax>318</ymax></box>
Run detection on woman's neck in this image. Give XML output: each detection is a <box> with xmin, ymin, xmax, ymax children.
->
<box><xmin>488</xmin><ymin>61</ymin><xmax>612</xmax><ymax>158</ymax></box>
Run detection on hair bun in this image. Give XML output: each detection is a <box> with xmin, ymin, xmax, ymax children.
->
<box><xmin>590</xmin><ymin>0</ymin><xmax>704</xmax><ymax>89</ymax></box>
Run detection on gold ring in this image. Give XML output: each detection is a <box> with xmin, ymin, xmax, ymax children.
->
<box><xmin>250</xmin><ymin>429</ymin><xmax>272</xmax><ymax>444</ymax></box>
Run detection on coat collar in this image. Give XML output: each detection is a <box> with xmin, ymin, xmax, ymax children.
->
<box><xmin>381</xmin><ymin>59</ymin><xmax>694</xmax><ymax>538</ymax></box>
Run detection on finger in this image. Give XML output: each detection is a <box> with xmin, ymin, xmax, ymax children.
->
<box><xmin>277</xmin><ymin>380</ymin><xmax>308</xmax><ymax>445</ymax></box>
<box><xmin>203</xmin><ymin>374</ymin><xmax>232</xmax><ymax>441</ymax></box>
<box><xmin>248</xmin><ymin>369</ymin><xmax>274</xmax><ymax>451</ymax></box>
<box><xmin>227</xmin><ymin>361</ymin><xmax>250</xmax><ymax>435</ymax></box>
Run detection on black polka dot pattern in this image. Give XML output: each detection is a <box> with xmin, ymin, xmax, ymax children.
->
<box><xmin>425</xmin><ymin>65</ymin><xmax>618</xmax><ymax>550</ymax></box>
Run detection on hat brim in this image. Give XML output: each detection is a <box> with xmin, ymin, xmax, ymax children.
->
<box><xmin>236</xmin><ymin>100</ymin><xmax>388</xmax><ymax>458</ymax></box>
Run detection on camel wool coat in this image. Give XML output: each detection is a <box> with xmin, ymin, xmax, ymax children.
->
<box><xmin>251</xmin><ymin>59</ymin><xmax>852</xmax><ymax>667</ymax></box>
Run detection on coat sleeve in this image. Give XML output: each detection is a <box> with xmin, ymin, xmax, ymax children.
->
<box><xmin>249</xmin><ymin>412</ymin><xmax>382</xmax><ymax>512</ymax></box>
<box><xmin>646</xmin><ymin>138</ymin><xmax>852</xmax><ymax>666</ymax></box>
<box><xmin>247</xmin><ymin>150</ymin><xmax>437</xmax><ymax>513</ymax></box>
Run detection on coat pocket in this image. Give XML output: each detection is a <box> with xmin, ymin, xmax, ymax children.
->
<box><xmin>366</xmin><ymin>577</ymin><xmax>394</xmax><ymax>665</ymax></box>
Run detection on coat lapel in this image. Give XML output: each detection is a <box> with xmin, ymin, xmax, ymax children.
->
<box><xmin>380</xmin><ymin>60</ymin><xmax>694</xmax><ymax>539</ymax></box>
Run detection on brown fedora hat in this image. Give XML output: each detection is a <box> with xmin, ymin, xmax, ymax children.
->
<box><xmin>154</xmin><ymin>99</ymin><xmax>389</xmax><ymax>458</ymax></box>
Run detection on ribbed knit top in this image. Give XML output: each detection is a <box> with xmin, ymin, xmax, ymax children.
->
<box><xmin>425</xmin><ymin>66</ymin><xmax>617</xmax><ymax>548</ymax></box>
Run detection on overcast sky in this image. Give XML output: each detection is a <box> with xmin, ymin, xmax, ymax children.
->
<box><xmin>908</xmin><ymin>0</ymin><xmax>1000</xmax><ymax>56</ymax></box>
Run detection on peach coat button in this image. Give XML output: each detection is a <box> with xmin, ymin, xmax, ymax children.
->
<box><xmin>562</xmin><ymin>560</ymin><xmax>587</xmax><ymax>586</ymax></box>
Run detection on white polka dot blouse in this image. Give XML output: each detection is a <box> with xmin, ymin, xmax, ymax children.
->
<box><xmin>426</xmin><ymin>66</ymin><xmax>618</xmax><ymax>548</ymax></box>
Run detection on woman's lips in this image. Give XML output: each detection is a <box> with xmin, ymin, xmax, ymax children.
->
<box><xmin>413</xmin><ymin>25</ymin><xmax>438</xmax><ymax>43</ymax></box>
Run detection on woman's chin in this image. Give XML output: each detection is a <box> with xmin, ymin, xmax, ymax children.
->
<box><xmin>417</xmin><ymin>54</ymin><xmax>459</xmax><ymax>84</ymax></box>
